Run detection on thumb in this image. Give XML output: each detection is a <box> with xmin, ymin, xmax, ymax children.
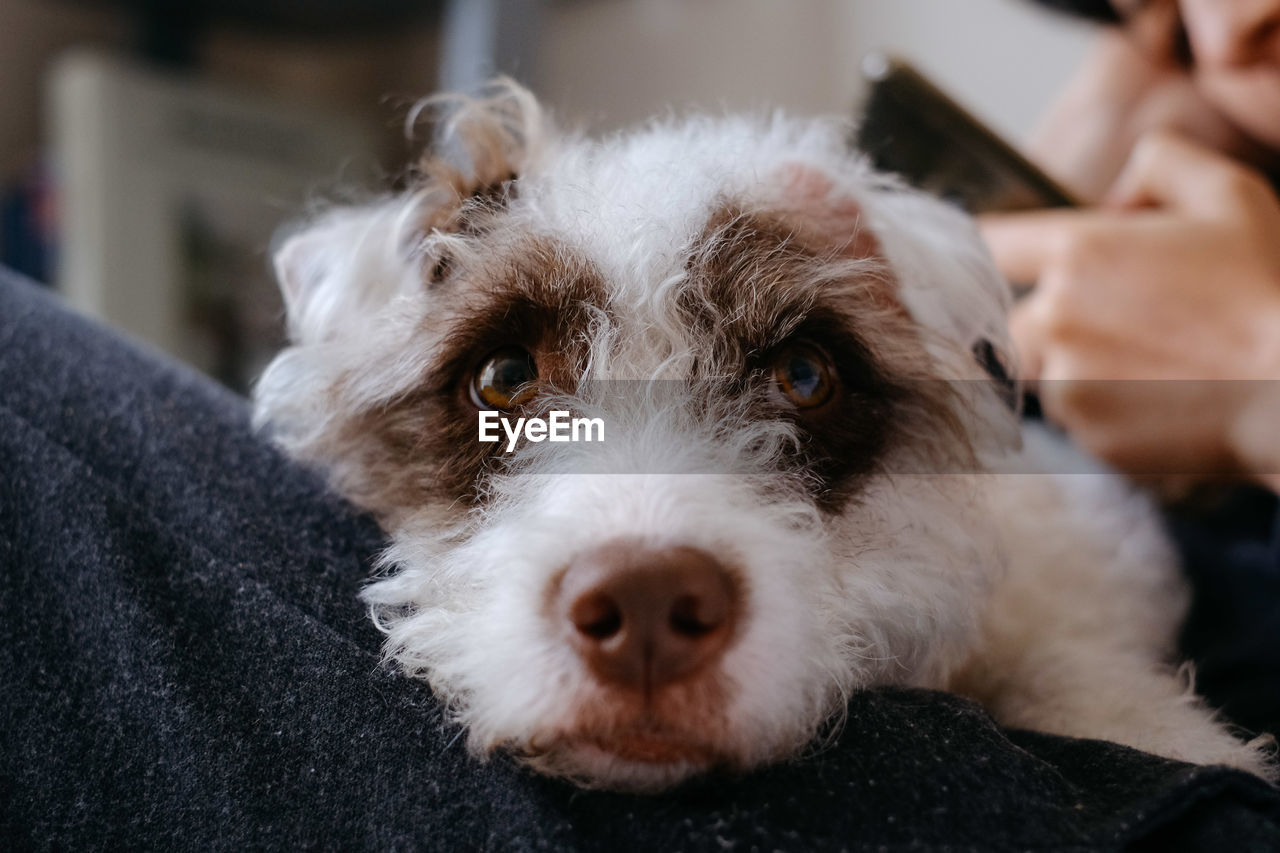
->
<box><xmin>1107</xmin><ymin>130</ymin><xmax>1263</xmax><ymax>215</ymax></box>
<box><xmin>1008</xmin><ymin>295</ymin><xmax>1048</xmax><ymax>384</ymax></box>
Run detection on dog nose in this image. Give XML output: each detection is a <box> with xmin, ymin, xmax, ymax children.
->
<box><xmin>557</xmin><ymin>543</ymin><xmax>737</xmax><ymax>693</ymax></box>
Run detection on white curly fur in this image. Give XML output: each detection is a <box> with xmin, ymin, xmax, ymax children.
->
<box><xmin>254</xmin><ymin>81</ymin><xmax>1274</xmax><ymax>790</ymax></box>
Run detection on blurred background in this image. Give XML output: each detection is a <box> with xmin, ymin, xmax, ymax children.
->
<box><xmin>0</xmin><ymin>0</ymin><xmax>1098</xmax><ymax>392</ymax></box>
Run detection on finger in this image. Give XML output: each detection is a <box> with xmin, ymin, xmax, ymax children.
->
<box><xmin>1106</xmin><ymin>129</ymin><xmax>1264</xmax><ymax>214</ymax></box>
<box><xmin>1008</xmin><ymin>295</ymin><xmax>1048</xmax><ymax>383</ymax></box>
<box><xmin>978</xmin><ymin>210</ymin><xmax>1093</xmax><ymax>286</ymax></box>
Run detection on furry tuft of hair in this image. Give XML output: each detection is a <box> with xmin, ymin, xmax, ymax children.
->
<box><xmin>407</xmin><ymin>78</ymin><xmax>550</xmax><ymax>233</ymax></box>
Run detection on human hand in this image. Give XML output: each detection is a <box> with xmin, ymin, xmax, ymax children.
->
<box><xmin>1024</xmin><ymin>32</ymin><xmax>1277</xmax><ymax>202</ymax></box>
<box><xmin>981</xmin><ymin>131</ymin><xmax>1280</xmax><ymax>489</ymax></box>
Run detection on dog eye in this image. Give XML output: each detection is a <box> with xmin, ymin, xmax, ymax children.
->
<box><xmin>472</xmin><ymin>348</ymin><xmax>538</xmax><ymax>409</ymax></box>
<box><xmin>772</xmin><ymin>344</ymin><xmax>835</xmax><ymax>409</ymax></box>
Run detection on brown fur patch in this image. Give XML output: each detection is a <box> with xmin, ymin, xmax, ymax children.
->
<box><xmin>328</xmin><ymin>234</ymin><xmax>608</xmax><ymax>520</ymax></box>
<box><xmin>681</xmin><ymin>202</ymin><xmax>970</xmax><ymax>509</ymax></box>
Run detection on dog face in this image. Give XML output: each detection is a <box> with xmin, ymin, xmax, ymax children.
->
<box><xmin>254</xmin><ymin>83</ymin><xmax>1019</xmax><ymax>790</ymax></box>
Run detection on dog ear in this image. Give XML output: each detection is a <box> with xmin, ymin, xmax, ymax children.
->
<box><xmin>273</xmin><ymin>79</ymin><xmax>548</xmax><ymax>344</ymax></box>
<box><xmin>410</xmin><ymin>79</ymin><xmax>544</xmax><ymax>240</ymax></box>
<box><xmin>272</xmin><ymin>206</ymin><xmax>416</xmax><ymax>344</ymax></box>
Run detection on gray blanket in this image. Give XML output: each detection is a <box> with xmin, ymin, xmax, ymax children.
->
<box><xmin>2</xmin><ymin>269</ymin><xmax>1277</xmax><ymax>851</ymax></box>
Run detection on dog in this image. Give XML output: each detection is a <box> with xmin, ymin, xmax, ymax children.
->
<box><xmin>253</xmin><ymin>81</ymin><xmax>1274</xmax><ymax>791</ymax></box>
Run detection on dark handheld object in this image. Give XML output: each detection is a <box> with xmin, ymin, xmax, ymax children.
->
<box><xmin>855</xmin><ymin>53</ymin><xmax>1078</xmax><ymax>214</ymax></box>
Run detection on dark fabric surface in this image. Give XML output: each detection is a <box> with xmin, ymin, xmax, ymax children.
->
<box><xmin>1172</xmin><ymin>489</ymin><xmax>1280</xmax><ymax>738</ymax></box>
<box><xmin>2</xmin><ymin>268</ymin><xmax>1279</xmax><ymax>852</ymax></box>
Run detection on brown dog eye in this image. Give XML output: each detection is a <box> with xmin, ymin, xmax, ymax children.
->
<box><xmin>772</xmin><ymin>344</ymin><xmax>835</xmax><ymax>409</ymax></box>
<box><xmin>472</xmin><ymin>348</ymin><xmax>538</xmax><ymax>409</ymax></box>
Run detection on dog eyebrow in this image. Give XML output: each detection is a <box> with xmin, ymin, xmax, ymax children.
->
<box><xmin>680</xmin><ymin>203</ymin><xmax>895</xmax><ymax>362</ymax></box>
<box><xmin>324</xmin><ymin>236</ymin><xmax>607</xmax><ymax>517</ymax></box>
<box><xmin>680</xmin><ymin>202</ymin><xmax>967</xmax><ymax>510</ymax></box>
<box><xmin>680</xmin><ymin>205</ymin><xmax>809</xmax><ymax>356</ymax></box>
<box><xmin>425</xmin><ymin>235</ymin><xmax>608</xmax><ymax>393</ymax></box>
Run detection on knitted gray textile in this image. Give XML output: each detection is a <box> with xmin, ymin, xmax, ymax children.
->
<box><xmin>2</xmin><ymin>269</ymin><xmax>1277</xmax><ymax>852</ymax></box>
